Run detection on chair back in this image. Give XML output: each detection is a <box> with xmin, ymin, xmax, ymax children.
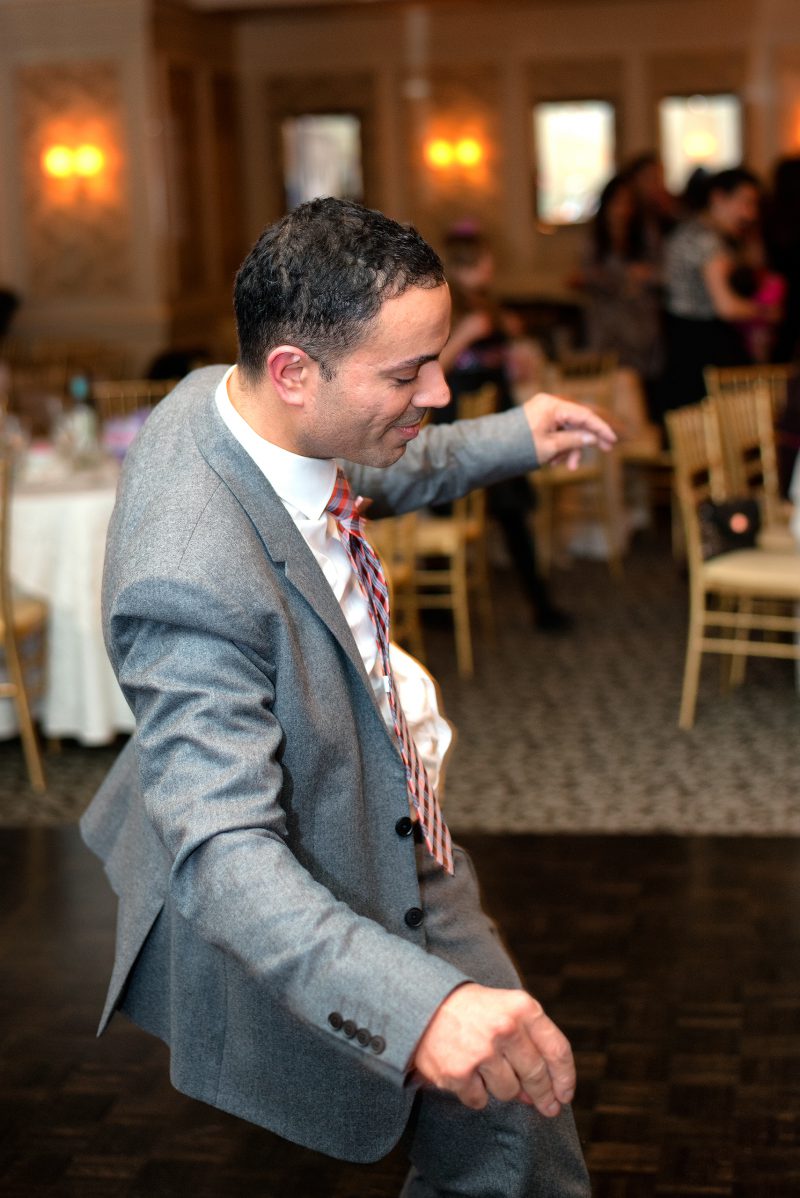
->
<box><xmin>92</xmin><ymin>378</ymin><xmax>177</xmax><ymax>423</ymax></box>
<box><xmin>666</xmin><ymin>403</ymin><xmax>718</xmax><ymax>580</ymax></box>
<box><xmin>704</xmin><ymin>362</ymin><xmax>793</xmax><ymax>420</ymax></box>
<box><xmin>545</xmin><ymin>355</ymin><xmax>617</xmax><ymax>421</ymax></box>
<box><xmin>707</xmin><ymin>384</ymin><xmax>781</xmax><ymax>524</ymax></box>
<box><xmin>453</xmin><ymin>384</ymin><xmax>498</xmax><ymax>527</ymax></box>
<box><xmin>556</xmin><ymin>349</ymin><xmax>618</xmax><ymax>380</ymax></box>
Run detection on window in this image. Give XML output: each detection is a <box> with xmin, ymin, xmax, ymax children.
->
<box><xmin>533</xmin><ymin>100</ymin><xmax>615</xmax><ymax>226</ymax></box>
<box><xmin>281</xmin><ymin>113</ymin><xmax>364</xmax><ymax>211</ymax></box>
<box><xmin>659</xmin><ymin>94</ymin><xmax>743</xmax><ymax>193</ymax></box>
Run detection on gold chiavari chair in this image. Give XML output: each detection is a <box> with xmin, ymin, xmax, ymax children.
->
<box><xmin>0</xmin><ymin>447</ymin><xmax>47</xmax><ymax>791</ymax></box>
<box><xmin>533</xmin><ymin>360</ymin><xmax>624</xmax><ymax>576</ymax></box>
<box><xmin>666</xmin><ymin>402</ymin><xmax>800</xmax><ymax>729</ymax></box>
<box><xmin>367</xmin><ymin>512</ymin><xmax>426</xmax><ymax>664</ymax></box>
<box><xmin>411</xmin><ymin>384</ymin><xmax>498</xmax><ymax>678</ymax></box>
<box><xmin>704</xmin><ymin>362</ymin><xmax>794</xmax><ymax>420</ymax></box>
<box><xmin>91</xmin><ymin>378</ymin><xmax>177</xmax><ymax>424</ymax></box>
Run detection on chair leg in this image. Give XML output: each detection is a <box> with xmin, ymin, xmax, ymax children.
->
<box><xmin>473</xmin><ymin>539</ymin><xmax>494</xmax><ymax>643</ymax></box>
<box><xmin>535</xmin><ymin>486</ymin><xmax>554</xmax><ymax>577</ymax></box>
<box><xmin>600</xmin><ymin>458</ymin><xmax>624</xmax><ymax>579</ymax></box>
<box><xmin>729</xmin><ymin>597</ymin><xmax>750</xmax><ymax>687</ymax></box>
<box><xmin>679</xmin><ymin>606</ymin><xmax>704</xmax><ymax>730</ymax></box>
<box><xmin>5</xmin><ymin>636</ymin><xmax>46</xmax><ymax>792</ymax></box>
<box><xmin>670</xmin><ymin>489</ymin><xmax>685</xmax><ymax>562</ymax></box>
<box><xmin>452</xmin><ymin>551</ymin><xmax>474</xmax><ymax>678</ymax></box>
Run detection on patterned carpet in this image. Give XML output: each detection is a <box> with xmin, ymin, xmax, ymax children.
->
<box><xmin>1</xmin><ymin>532</ymin><xmax>798</xmax><ymax>833</ymax></box>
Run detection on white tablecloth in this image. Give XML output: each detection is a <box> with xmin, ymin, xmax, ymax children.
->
<box><xmin>1</xmin><ymin>460</ymin><xmax>134</xmax><ymax>744</ymax></box>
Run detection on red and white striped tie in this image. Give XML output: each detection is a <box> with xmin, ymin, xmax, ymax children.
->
<box><xmin>326</xmin><ymin>467</ymin><xmax>453</xmax><ymax>874</ymax></box>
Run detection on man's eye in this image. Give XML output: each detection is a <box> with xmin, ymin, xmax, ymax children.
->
<box><xmin>393</xmin><ymin>376</ymin><xmax>417</xmax><ymax>386</ymax></box>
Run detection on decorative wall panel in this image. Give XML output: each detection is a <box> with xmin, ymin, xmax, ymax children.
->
<box><xmin>403</xmin><ymin>65</ymin><xmax>502</xmax><ymax>250</ymax></box>
<box><xmin>211</xmin><ymin>71</ymin><xmax>247</xmax><ymax>283</ymax></box>
<box><xmin>16</xmin><ymin>61</ymin><xmax>133</xmax><ymax>299</ymax></box>
<box><xmin>644</xmin><ymin>50</ymin><xmax>748</xmax><ymax>148</ymax></box>
<box><xmin>165</xmin><ymin>63</ymin><xmax>206</xmax><ymax>295</ymax></box>
<box><xmin>265</xmin><ymin>73</ymin><xmax>377</xmax><ymax>222</ymax></box>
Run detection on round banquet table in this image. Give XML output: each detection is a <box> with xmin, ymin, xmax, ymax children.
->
<box><xmin>1</xmin><ymin>457</ymin><xmax>134</xmax><ymax>745</ymax></box>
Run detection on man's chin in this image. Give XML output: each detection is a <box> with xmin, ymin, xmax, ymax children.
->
<box><xmin>348</xmin><ymin>443</ymin><xmax>408</xmax><ymax>469</ymax></box>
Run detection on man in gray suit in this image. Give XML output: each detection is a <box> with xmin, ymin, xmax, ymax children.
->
<box><xmin>82</xmin><ymin>199</ymin><xmax>614</xmax><ymax>1195</ymax></box>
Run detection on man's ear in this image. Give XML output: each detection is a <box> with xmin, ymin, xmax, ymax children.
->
<box><xmin>267</xmin><ymin>345</ymin><xmax>316</xmax><ymax>408</ymax></box>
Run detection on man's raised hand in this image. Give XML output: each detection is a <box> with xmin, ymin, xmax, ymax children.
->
<box><xmin>523</xmin><ymin>391</ymin><xmax>618</xmax><ymax>471</ymax></box>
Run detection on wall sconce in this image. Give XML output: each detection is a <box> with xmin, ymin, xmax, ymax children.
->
<box><xmin>41</xmin><ymin>143</ymin><xmax>106</xmax><ymax>179</ymax></box>
<box><xmin>424</xmin><ymin>136</ymin><xmax>485</xmax><ymax>170</ymax></box>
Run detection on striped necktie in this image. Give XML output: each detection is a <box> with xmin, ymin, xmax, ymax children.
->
<box><xmin>326</xmin><ymin>467</ymin><xmax>453</xmax><ymax>874</ymax></box>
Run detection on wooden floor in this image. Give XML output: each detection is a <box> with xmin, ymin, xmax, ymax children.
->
<box><xmin>1</xmin><ymin>826</ymin><xmax>799</xmax><ymax>1197</ymax></box>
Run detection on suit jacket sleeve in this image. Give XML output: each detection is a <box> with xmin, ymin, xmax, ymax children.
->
<box><xmin>345</xmin><ymin>404</ymin><xmax>538</xmax><ymax>516</ymax></box>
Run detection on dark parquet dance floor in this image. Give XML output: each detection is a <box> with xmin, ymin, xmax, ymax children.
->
<box><xmin>1</xmin><ymin>825</ymin><xmax>799</xmax><ymax>1197</ymax></box>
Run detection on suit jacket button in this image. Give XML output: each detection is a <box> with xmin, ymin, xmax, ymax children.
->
<box><xmin>355</xmin><ymin>1027</ymin><xmax>371</xmax><ymax>1046</ymax></box>
<box><xmin>395</xmin><ymin>816</ymin><xmax>414</xmax><ymax>837</ymax></box>
<box><xmin>342</xmin><ymin>1019</ymin><xmax>357</xmax><ymax>1038</ymax></box>
<box><xmin>328</xmin><ymin>1011</ymin><xmax>343</xmax><ymax>1031</ymax></box>
<box><xmin>404</xmin><ymin>906</ymin><xmax>424</xmax><ymax>929</ymax></box>
<box><xmin>370</xmin><ymin>1035</ymin><xmax>386</xmax><ymax>1055</ymax></box>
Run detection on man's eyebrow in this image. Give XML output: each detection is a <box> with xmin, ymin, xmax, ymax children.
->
<box><xmin>381</xmin><ymin>353</ymin><xmax>439</xmax><ymax>374</ymax></box>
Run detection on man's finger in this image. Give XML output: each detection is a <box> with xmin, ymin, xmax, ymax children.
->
<box><xmin>478</xmin><ymin>1056</ymin><xmax>525</xmax><ymax>1104</ymax></box>
<box><xmin>453</xmin><ymin>1070</ymin><xmax>489</xmax><ymax>1111</ymax></box>
<box><xmin>522</xmin><ymin>1013</ymin><xmax>576</xmax><ymax>1105</ymax></box>
<box><xmin>545</xmin><ymin>429</ymin><xmax>607</xmax><ymax>461</ymax></box>
<box><xmin>555</xmin><ymin>400</ymin><xmax>618</xmax><ymax>446</ymax></box>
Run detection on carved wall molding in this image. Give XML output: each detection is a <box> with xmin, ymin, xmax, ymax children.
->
<box><xmin>265</xmin><ymin>72</ymin><xmax>378</xmax><ymax>221</ymax></box>
<box><xmin>16</xmin><ymin>60</ymin><xmax>133</xmax><ymax>300</ymax></box>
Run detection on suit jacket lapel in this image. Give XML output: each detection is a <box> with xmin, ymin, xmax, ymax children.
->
<box><xmin>189</xmin><ymin>384</ymin><xmax>381</xmax><ymax>713</ymax></box>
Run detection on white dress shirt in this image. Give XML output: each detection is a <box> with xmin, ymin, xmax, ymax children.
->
<box><xmin>214</xmin><ymin>367</ymin><xmax>452</xmax><ymax>792</ymax></box>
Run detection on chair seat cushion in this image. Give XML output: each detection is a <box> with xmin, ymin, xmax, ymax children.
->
<box><xmin>758</xmin><ymin>523</ymin><xmax>797</xmax><ymax>553</ymax></box>
<box><xmin>702</xmin><ymin>547</ymin><xmax>800</xmax><ymax>597</ymax></box>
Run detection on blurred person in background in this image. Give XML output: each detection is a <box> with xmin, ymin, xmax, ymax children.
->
<box><xmin>619</xmin><ymin>151</ymin><xmax>680</xmax><ymax>259</ymax></box>
<box><xmin>572</xmin><ymin>173</ymin><xmax>664</xmax><ymax>420</ymax></box>
<box><xmin>437</xmin><ymin>226</ymin><xmax>573</xmax><ymax>632</ymax></box>
<box><xmin>660</xmin><ymin>167</ymin><xmax>776</xmax><ymax>414</ymax></box>
<box><xmin>765</xmin><ymin>156</ymin><xmax>800</xmax><ymax>363</ymax></box>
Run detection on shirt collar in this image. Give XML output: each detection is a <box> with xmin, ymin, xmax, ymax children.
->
<box><xmin>214</xmin><ymin>366</ymin><xmax>337</xmax><ymax>520</ymax></box>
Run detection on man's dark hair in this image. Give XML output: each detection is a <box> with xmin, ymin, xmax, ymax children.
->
<box><xmin>234</xmin><ymin>197</ymin><xmax>445</xmax><ymax>382</ymax></box>
<box><xmin>707</xmin><ymin>167</ymin><xmax>760</xmax><ymax>199</ymax></box>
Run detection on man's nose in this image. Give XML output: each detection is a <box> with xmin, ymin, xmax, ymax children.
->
<box><xmin>414</xmin><ymin>364</ymin><xmax>451</xmax><ymax>409</ymax></box>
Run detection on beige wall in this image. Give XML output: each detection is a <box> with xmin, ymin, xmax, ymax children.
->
<box><xmin>0</xmin><ymin>0</ymin><xmax>158</xmax><ymax>364</ymax></box>
<box><xmin>0</xmin><ymin>0</ymin><xmax>240</xmax><ymax>370</ymax></box>
<box><xmin>3</xmin><ymin>0</ymin><xmax>800</xmax><ymax>364</ymax></box>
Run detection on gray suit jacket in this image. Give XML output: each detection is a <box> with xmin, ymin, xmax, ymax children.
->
<box><xmin>80</xmin><ymin>366</ymin><xmax>539</xmax><ymax>1161</ymax></box>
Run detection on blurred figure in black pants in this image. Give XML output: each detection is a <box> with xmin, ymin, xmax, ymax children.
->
<box><xmin>765</xmin><ymin>156</ymin><xmax>800</xmax><ymax>363</ymax></box>
<box><xmin>660</xmin><ymin>167</ymin><xmax>774</xmax><ymax>415</ymax></box>
<box><xmin>436</xmin><ymin>227</ymin><xmax>572</xmax><ymax>632</ymax></box>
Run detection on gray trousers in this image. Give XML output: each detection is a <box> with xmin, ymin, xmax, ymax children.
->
<box><xmin>398</xmin><ymin>842</ymin><xmax>591</xmax><ymax>1198</ymax></box>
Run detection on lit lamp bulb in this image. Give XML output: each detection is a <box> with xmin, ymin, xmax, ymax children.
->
<box><xmin>455</xmin><ymin>137</ymin><xmax>483</xmax><ymax>167</ymax></box>
<box><xmin>425</xmin><ymin>138</ymin><xmax>454</xmax><ymax>169</ymax></box>
<box><xmin>73</xmin><ymin>144</ymin><xmax>105</xmax><ymax>177</ymax></box>
<box><xmin>42</xmin><ymin>145</ymin><xmax>74</xmax><ymax>179</ymax></box>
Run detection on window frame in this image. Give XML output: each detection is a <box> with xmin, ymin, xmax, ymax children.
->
<box><xmin>657</xmin><ymin>91</ymin><xmax>745</xmax><ymax>194</ymax></box>
<box><xmin>531</xmin><ymin>96</ymin><xmax>618</xmax><ymax>229</ymax></box>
